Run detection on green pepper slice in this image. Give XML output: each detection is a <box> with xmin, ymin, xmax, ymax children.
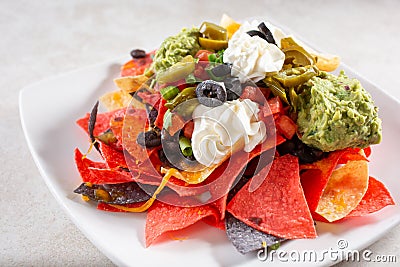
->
<box><xmin>179</xmin><ymin>136</ymin><xmax>193</xmax><ymax>157</ymax></box>
<box><xmin>165</xmin><ymin>87</ymin><xmax>197</xmax><ymax>110</ymax></box>
<box><xmin>263</xmin><ymin>76</ymin><xmax>289</xmax><ymax>104</ymax></box>
<box><xmin>157</xmin><ymin>55</ymin><xmax>195</xmax><ymax>84</ymax></box>
<box><xmin>199</xmin><ymin>22</ymin><xmax>227</xmax><ymax>41</ymax></box>
<box><xmin>274</xmin><ymin>65</ymin><xmax>319</xmax><ymax>88</ymax></box>
<box><xmin>281</xmin><ymin>37</ymin><xmax>316</xmax><ymax>67</ymax></box>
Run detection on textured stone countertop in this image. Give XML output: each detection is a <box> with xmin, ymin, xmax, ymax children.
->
<box><xmin>2</xmin><ymin>0</ymin><xmax>399</xmax><ymax>266</ymax></box>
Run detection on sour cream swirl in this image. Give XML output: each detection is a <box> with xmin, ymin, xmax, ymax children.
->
<box><xmin>191</xmin><ymin>99</ymin><xmax>266</xmax><ymax>167</ymax></box>
<box><xmin>223</xmin><ymin>20</ymin><xmax>285</xmax><ymax>83</ymax></box>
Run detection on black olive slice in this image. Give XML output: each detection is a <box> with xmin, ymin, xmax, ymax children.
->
<box><xmin>137</xmin><ymin>128</ymin><xmax>161</xmax><ymax>148</ymax></box>
<box><xmin>161</xmin><ymin>130</ymin><xmax>204</xmax><ymax>171</ymax></box>
<box><xmin>246</xmin><ymin>30</ymin><xmax>268</xmax><ymax>42</ymax></box>
<box><xmin>258</xmin><ymin>22</ymin><xmax>277</xmax><ymax>45</ymax></box>
<box><xmin>130</xmin><ymin>49</ymin><xmax>146</xmax><ymax>59</ymax></box>
<box><xmin>195</xmin><ymin>80</ymin><xmax>227</xmax><ymax>107</ymax></box>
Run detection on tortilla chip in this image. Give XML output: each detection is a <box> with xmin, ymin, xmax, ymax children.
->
<box><xmin>76</xmin><ymin>108</ymin><xmax>127</xmax><ymax>138</ymax></box>
<box><xmin>74</xmin><ymin>182</ymin><xmax>153</xmax><ymax>205</ymax></box>
<box><xmin>99</xmin><ymin>90</ymin><xmax>133</xmax><ymax>111</ymax></box>
<box><xmin>300</xmin><ymin>150</ymin><xmax>346</xmax><ymax>213</ymax></box>
<box><xmin>203</xmin><ymin>215</ymin><xmax>226</xmax><ymax>230</ymax></box>
<box><xmin>97</xmin><ymin>202</ymin><xmax>146</xmax><ymax>212</ymax></box>
<box><xmin>312</xmin><ymin>53</ymin><xmax>340</xmax><ymax>72</ymax></box>
<box><xmin>120</xmin><ymin>52</ymin><xmax>154</xmax><ymax>77</ymax></box>
<box><xmin>347</xmin><ymin>176</ymin><xmax>395</xmax><ymax>217</ymax></box>
<box><xmin>115</xmin><ymin>108</ymin><xmax>150</xmax><ymax>163</ymax></box>
<box><xmin>227</xmin><ymin>154</ymin><xmax>317</xmax><ymax>239</ymax></box>
<box><xmin>157</xmin><ymin>135</ymin><xmax>284</xmax><ymax>213</ymax></box>
<box><xmin>98</xmin><ymin>142</ymin><xmax>127</xmax><ymax>169</ymax></box>
<box><xmin>225</xmin><ymin>213</ymin><xmax>284</xmax><ymax>254</ymax></box>
<box><xmin>315</xmin><ymin>154</ymin><xmax>369</xmax><ymax>222</ymax></box>
<box><xmin>337</xmin><ymin>148</ymin><xmax>368</xmax><ymax>164</ymax></box>
<box><xmin>145</xmin><ymin>200</ymin><xmax>220</xmax><ymax>247</ymax></box>
<box><xmin>363</xmin><ymin>147</ymin><xmax>372</xmax><ymax>158</ymax></box>
<box><xmin>300</xmin><ymin>149</ymin><xmax>371</xmax><ymax>222</ymax></box>
<box><xmin>161</xmin><ymin>134</ymin><xmax>284</xmax><ymax>187</ymax></box>
<box><xmin>74</xmin><ymin>148</ymin><xmax>133</xmax><ymax>184</ymax></box>
<box><xmin>113</xmin><ymin>75</ymin><xmax>149</xmax><ymax>93</ymax></box>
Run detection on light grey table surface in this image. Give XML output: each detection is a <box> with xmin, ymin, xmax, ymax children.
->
<box><xmin>2</xmin><ymin>0</ymin><xmax>399</xmax><ymax>266</ymax></box>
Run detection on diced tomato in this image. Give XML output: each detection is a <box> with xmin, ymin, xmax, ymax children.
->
<box><xmin>194</xmin><ymin>62</ymin><xmax>210</xmax><ymax>81</ymax></box>
<box><xmin>258</xmin><ymin>87</ymin><xmax>271</xmax><ymax>100</ymax></box>
<box><xmin>275</xmin><ymin>115</ymin><xmax>297</xmax><ymax>139</ymax></box>
<box><xmin>154</xmin><ymin>98</ymin><xmax>168</xmax><ymax>129</ymax></box>
<box><xmin>183</xmin><ymin>120</ymin><xmax>194</xmax><ymax>139</ymax></box>
<box><xmin>136</xmin><ymin>91</ymin><xmax>161</xmax><ymax>107</ymax></box>
<box><xmin>195</xmin><ymin>50</ymin><xmax>213</xmax><ymax>61</ymax></box>
<box><xmin>259</xmin><ymin>96</ymin><xmax>283</xmax><ymax>118</ymax></box>
<box><xmin>167</xmin><ymin>113</ymin><xmax>185</xmax><ymax>136</ymax></box>
<box><xmin>240</xmin><ymin>86</ymin><xmax>267</xmax><ymax>105</ymax></box>
<box><xmin>268</xmin><ymin>97</ymin><xmax>283</xmax><ymax>115</ymax></box>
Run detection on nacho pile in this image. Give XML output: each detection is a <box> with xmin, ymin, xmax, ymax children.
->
<box><xmin>72</xmin><ymin>15</ymin><xmax>394</xmax><ymax>255</ymax></box>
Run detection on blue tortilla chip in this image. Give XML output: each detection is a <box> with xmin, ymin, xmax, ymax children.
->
<box><xmin>225</xmin><ymin>213</ymin><xmax>284</xmax><ymax>254</ymax></box>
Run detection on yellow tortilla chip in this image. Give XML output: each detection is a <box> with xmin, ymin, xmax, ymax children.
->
<box><xmin>160</xmin><ymin>140</ymin><xmax>245</xmax><ymax>184</ymax></box>
<box><xmin>219</xmin><ymin>14</ymin><xmax>241</xmax><ymax>39</ymax></box>
<box><xmin>99</xmin><ymin>90</ymin><xmax>145</xmax><ymax>111</ymax></box>
<box><xmin>315</xmin><ymin>152</ymin><xmax>369</xmax><ymax>222</ymax></box>
<box><xmin>113</xmin><ymin>75</ymin><xmax>149</xmax><ymax>93</ymax></box>
<box><xmin>312</xmin><ymin>53</ymin><xmax>340</xmax><ymax>72</ymax></box>
<box><xmin>161</xmin><ymin>152</ymin><xmax>229</xmax><ymax>185</ymax></box>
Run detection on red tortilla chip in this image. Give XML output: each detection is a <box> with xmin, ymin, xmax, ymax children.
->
<box><xmin>88</xmin><ymin>168</ymin><xmax>133</xmax><ymax>184</ymax></box>
<box><xmin>75</xmin><ymin>148</ymin><xmax>133</xmax><ymax>184</ymax></box>
<box><xmin>97</xmin><ymin>202</ymin><xmax>146</xmax><ymax>212</ymax></box>
<box><xmin>98</xmin><ymin>142</ymin><xmax>127</xmax><ymax>169</ymax></box>
<box><xmin>157</xmin><ymin>135</ymin><xmax>285</xmax><ymax>221</ymax></box>
<box><xmin>203</xmin><ymin>215</ymin><xmax>226</xmax><ymax>231</ymax></box>
<box><xmin>337</xmin><ymin>148</ymin><xmax>368</xmax><ymax>164</ymax></box>
<box><xmin>120</xmin><ymin>52</ymin><xmax>154</xmax><ymax>77</ymax></box>
<box><xmin>300</xmin><ymin>151</ymin><xmax>345</xmax><ymax>213</ymax></box>
<box><xmin>363</xmin><ymin>147</ymin><xmax>372</xmax><ymax>158</ymax></box>
<box><xmin>145</xmin><ymin>200</ymin><xmax>220</xmax><ymax>247</ymax></box>
<box><xmin>227</xmin><ymin>154</ymin><xmax>317</xmax><ymax>239</ymax></box>
<box><xmin>347</xmin><ymin>176</ymin><xmax>395</xmax><ymax>217</ymax></box>
<box><xmin>76</xmin><ymin>108</ymin><xmax>126</xmax><ymax>137</ymax></box>
<box><xmin>74</xmin><ymin>148</ymin><xmax>106</xmax><ymax>181</ymax></box>
<box><xmin>164</xmin><ymin>135</ymin><xmax>285</xmax><ymax>197</ymax></box>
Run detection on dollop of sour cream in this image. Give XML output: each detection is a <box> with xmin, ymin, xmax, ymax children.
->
<box><xmin>191</xmin><ymin>99</ymin><xmax>266</xmax><ymax>167</ymax></box>
<box><xmin>223</xmin><ymin>20</ymin><xmax>286</xmax><ymax>83</ymax></box>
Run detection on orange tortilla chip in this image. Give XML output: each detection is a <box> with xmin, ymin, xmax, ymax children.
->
<box><xmin>315</xmin><ymin>151</ymin><xmax>369</xmax><ymax>222</ymax></box>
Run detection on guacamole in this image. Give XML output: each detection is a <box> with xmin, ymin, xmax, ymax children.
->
<box><xmin>296</xmin><ymin>71</ymin><xmax>382</xmax><ymax>152</ymax></box>
<box><xmin>153</xmin><ymin>28</ymin><xmax>200</xmax><ymax>72</ymax></box>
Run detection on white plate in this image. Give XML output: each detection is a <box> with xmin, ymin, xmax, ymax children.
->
<box><xmin>20</xmin><ymin>52</ymin><xmax>400</xmax><ymax>266</ymax></box>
